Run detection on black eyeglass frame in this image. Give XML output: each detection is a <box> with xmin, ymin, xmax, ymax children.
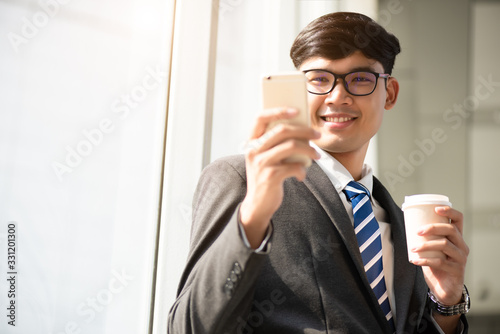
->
<box><xmin>302</xmin><ymin>69</ymin><xmax>391</xmax><ymax>96</ymax></box>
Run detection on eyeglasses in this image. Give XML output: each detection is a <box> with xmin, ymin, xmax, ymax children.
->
<box><xmin>303</xmin><ymin>69</ymin><xmax>390</xmax><ymax>96</ymax></box>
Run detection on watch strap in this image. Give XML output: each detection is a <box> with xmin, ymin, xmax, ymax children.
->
<box><xmin>428</xmin><ymin>285</ymin><xmax>470</xmax><ymax>316</ymax></box>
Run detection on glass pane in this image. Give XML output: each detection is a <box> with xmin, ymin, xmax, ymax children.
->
<box><xmin>0</xmin><ymin>0</ymin><xmax>173</xmax><ymax>333</ymax></box>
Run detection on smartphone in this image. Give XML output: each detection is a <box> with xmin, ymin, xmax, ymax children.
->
<box><xmin>261</xmin><ymin>71</ymin><xmax>311</xmax><ymax>167</ymax></box>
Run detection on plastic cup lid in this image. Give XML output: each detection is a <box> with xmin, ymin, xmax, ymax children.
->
<box><xmin>402</xmin><ymin>194</ymin><xmax>452</xmax><ymax>211</ymax></box>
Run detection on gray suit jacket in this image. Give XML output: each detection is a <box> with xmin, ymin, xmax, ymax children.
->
<box><xmin>168</xmin><ymin>155</ymin><xmax>467</xmax><ymax>334</ymax></box>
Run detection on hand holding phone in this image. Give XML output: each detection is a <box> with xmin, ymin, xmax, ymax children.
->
<box><xmin>240</xmin><ymin>72</ymin><xmax>318</xmax><ymax>247</ymax></box>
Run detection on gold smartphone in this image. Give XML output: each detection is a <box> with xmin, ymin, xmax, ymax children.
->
<box><xmin>261</xmin><ymin>72</ymin><xmax>311</xmax><ymax>167</ymax></box>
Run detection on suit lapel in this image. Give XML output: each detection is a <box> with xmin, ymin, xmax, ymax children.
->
<box><xmin>303</xmin><ymin>163</ymin><xmax>365</xmax><ymax>272</ymax></box>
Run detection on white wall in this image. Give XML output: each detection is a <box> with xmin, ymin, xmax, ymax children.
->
<box><xmin>468</xmin><ymin>2</ymin><xmax>500</xmax><ymax>314</ymax></box>
<box><xmin>377</xmin><ymin>0</ymin><xmax>500</xmax><ymax>316</ymax></box>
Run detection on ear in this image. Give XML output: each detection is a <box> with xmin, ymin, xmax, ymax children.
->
<box><xmin>384</xmin><ymin>77</ymin><xmax>399</xmax><ymax>110</ymax></box>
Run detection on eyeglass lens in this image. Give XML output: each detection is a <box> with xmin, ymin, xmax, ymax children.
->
<box><xmin>304</xmin><ymin>71</ymin><xmax>378</xmax><ymax>96</ymax></box>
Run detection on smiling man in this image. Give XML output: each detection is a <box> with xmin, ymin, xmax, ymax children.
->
<box><xmin>168</xmin><ymin>12</ymin><xmax>469</xmax><ymax>334</ymax></box>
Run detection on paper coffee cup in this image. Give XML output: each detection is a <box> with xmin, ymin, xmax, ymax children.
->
<box><xmin>402</xmin><ymin>194</ymin><xmax>452</xmax><ymax>263</ymax></box>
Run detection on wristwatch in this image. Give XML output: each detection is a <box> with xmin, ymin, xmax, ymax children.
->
<box><xmin>428</xmin><ymin>285</ymin><xmax>470</xmax><ymax>316</ymax></box>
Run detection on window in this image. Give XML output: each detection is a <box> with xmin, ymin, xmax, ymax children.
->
<box><xmin>0</xmin><ymin>0</ymin><xmax>173</xmax><ymax>332</ymax></box>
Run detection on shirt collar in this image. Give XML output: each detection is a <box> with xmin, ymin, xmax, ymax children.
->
<box><xmin>311</xmin><ymin>142</ymin><xmax>374</xmax><ymax>197</ymax></box>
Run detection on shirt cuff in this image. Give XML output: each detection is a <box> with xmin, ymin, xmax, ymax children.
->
<box><xmin>238</xmin><ymin>220</ymin><xmax>273</xmax><ymax>253</ymax></box>
<box><xmin>429</xmin><ymin>309</ymin><xmax>465</xmax><ymax>334</ymax></box>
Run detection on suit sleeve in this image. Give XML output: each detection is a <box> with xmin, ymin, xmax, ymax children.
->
<box><xmin>167</xmin><ymin>157</ymin><xmax>270</xmax><ymax>334</ymax></box>
<box><xmin>419</xmin><ymin>301</ymin><xmax>468</xmax><ymax>334</ymax></box>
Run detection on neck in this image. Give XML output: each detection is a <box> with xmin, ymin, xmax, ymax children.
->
<box><xmin>328</xmin><ymin>144</ymin><xmax>369</xmax><ymax>181</ymax></box>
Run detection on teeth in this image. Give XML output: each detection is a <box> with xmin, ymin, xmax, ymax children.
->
<box><xmin>324</xmin><ymin>117</ymin><xmax>353</xmax><ymax>123</ymax></box>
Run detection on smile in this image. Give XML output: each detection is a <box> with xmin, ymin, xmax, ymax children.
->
<box><xmin>323</xmin><ymin>116</ymin><xmax>355</xmax><ymax>123</ymax></box>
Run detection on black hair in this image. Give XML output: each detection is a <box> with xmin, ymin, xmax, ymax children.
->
<box><xmin>290</xmin><ymin>12</ymin><xmax>401</xmax><ymax>74</ymax></box>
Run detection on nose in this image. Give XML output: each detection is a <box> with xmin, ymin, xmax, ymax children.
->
<box><xmin>324</xmin><ymin>78</ymin><xmax>352</xmax><ymax>105</ymax></box>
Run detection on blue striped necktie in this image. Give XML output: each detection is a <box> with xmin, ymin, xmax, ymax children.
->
<box><xmin>343</xmin><ymin>181</ymin><xmax>395</xmax><ymax>333</ymax></box>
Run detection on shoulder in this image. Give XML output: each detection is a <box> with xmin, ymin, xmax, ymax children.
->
<box><xmin>201</xmin><ymin>154</ymin><xmax>246</xmax><ymax>180</ymax></box>
<box><xmin>194</xmin><ymin>155</ymin><xmax>247</xmax><ymax>205</ymax></box>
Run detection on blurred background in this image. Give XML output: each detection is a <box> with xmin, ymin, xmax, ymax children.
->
<box><xmin>0</xmin><ymin>0</ymin><xmax>498</xmax><ymax>333</ymax></box>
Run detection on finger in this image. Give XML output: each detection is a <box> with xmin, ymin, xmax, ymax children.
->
<box><xmin>418</xmin><ymin>223</ymin><xmax>469</xmax><ymax>256</ymax></box>
<box><xmin>412</xmin><ymin>237</ymin><xmax>466</xmax><ymax>264</ymax></box>
<box><xmin>255</xmin><ymin>139</ymin><xmax>320</xmax><ymax>166</ymax></box>
<box><xmin>418</xmin><ymin>223</ymin><xmax>455</xmax><ymax>237</ymax></box>
<box><xmin>244</xmin><ymin>124</ymin><xmax>320</xmax><ymax>155</ymax></box>
<box><xmin>435</xmin><ymin>206</ymin><xmax>464</xmax><ymax>234</ymax></box>
<box><xmin>250</xmin><ymin>107</ymin><xmax>299</xmax><ymax>139</ymax></box>
<box><xmin>412</xmin><ymin>256</ymin><xmax>465</xmax><ymax>279</ymax></box>
<box><xmin>257</xmin><ymin>124</ymin><xmax>320</xmax><ymax>153</ymax></box>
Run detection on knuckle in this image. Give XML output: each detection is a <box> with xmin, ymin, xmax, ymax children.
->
<box><xmin>253</xmin><ymin>155</ymin><xmax>266</xmax><ymax>168</ymax></box>
<box><xmin>245</xmin><ymin>149</ymin><xmax>256</xmax><ymax>160</ymax></box>
<box><xmin>273</xmin><ymin>123</ymin><xmax>288</xmax><ymax>135</ymax></box>
<box><xmin>265</xmin><ymin>167</ymin><xmax>279</xmax><ymax>179</ymax></box>
<box><xmin>441</xmin><ymin>238</ymin><xmax>450</xmax><ymax>248</ymax></box>
<box><xmin>286</xmin><ymin>139</ymin><xmax>301</xmax><ymax>150</ymax></box>
<box><xmin>256</xmin><ymin>113</ymin><xmax>268</xmax><ymax>123</ymax></box>
<box><xmin>294</xmin><ymin>165</ymin><xmax>305</xmax><ymax>173</ymax></box>
<box><xmin>436</xmin><ymin>258</ymin><xmax>445</xmax><ymax>267</ymax></box>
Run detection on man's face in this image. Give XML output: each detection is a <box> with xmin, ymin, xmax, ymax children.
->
<box><xmin>299</xmin><ymin>51</ymin><xmax>398</xmax><ymax>158</ymax></box>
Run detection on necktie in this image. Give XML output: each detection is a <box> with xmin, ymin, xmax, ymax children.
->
<box><xmin>343</xmin><ymin>181</ymin><xmax>395</xmax><ymax>333</ymax></box>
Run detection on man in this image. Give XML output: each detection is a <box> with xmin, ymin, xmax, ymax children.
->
<box><xmin>168</xmin><ymin>12</ymin><xmax>469</xmax><ymax>333</ymax></box>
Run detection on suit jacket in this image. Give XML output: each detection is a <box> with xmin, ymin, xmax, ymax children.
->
<box><xmin>168</xmin><ymin>155</ymin><xmax>467</xmax><ymax>334</ymax></box>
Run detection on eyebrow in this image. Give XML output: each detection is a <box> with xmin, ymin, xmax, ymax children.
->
<box><xmin>349</xmin><ymin>66</ymin><xmax>379</xmax><ymax>73</ymax></box>
<box><xmin>305</xmin><ymin>66</ymin><xmax>382</xmax><ymax>74</ymax></box>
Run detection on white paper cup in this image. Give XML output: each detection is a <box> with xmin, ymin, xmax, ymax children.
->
<box><xmin>402</xmin><ymin>194</ymin><xmax>452</xmax><ymax>263</ymax></box>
